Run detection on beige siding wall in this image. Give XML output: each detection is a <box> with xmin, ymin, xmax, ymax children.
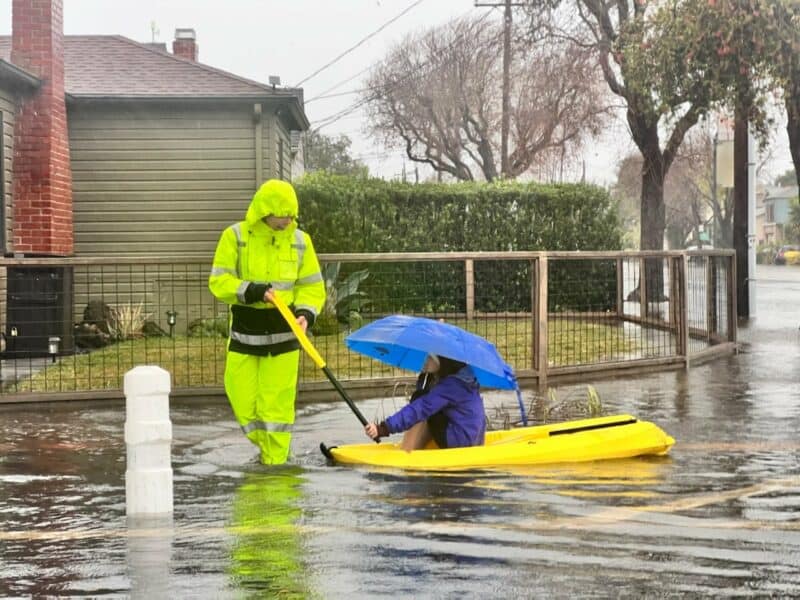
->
<box><xmin>67</xmin><ymin>101</ymin><xmax>265</xmax><ymax>331</ymax></box>
<box><xmin>0</xmin><ymin>87</ymin><xmax>15</xmax><ymax>256</ymax></box>
<box><xmin>0</xmin><ymin>86</ymin><xmax>18</xmax><ymax>333</ymax></box>
<box><xmin>262</xmin><ymin>113</ymin><xmax>293</xmax><ymax>182</ymax></box>
<box><xmin>68</xmin><ymin>101</ymin><xmax>260</xmax><ymax>258</ymax></box>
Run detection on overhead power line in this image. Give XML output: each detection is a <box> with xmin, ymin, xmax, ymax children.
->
<box><xmin>306</xmin><ymin>64</ymin><xmax>375</xmax><ymax>103</ymax></box>
<box><xmin>305</xmin><ymin>87</ymin><xmax>368</xmax><ymax>104</ymax></box>
<box><xmin>309</xmin><ymin>8</ymin><xmax>498</xmax><ymax>133</ymax></box>
<box><xmin>294</xmin><ymin>0</ymin><xmax>427</xmax><ymax>87</ymax></box>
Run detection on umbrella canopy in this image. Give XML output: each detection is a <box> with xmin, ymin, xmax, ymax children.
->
<box><xmin>345</xmin><ymin>315</ymin><xmax>517</xmax><ymax>390</ymax></box>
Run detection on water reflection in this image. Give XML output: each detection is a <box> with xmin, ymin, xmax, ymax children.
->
<box><xmin>368</xmin><ymin>470</ymin><xmax>490</xmax><ymax>513</ymax></box>
<box><xmin>501</xmin><ymin>457</ymin><xmax>671</xmax><ymax>501</ymax></box>
<box><xmin>227</xmin><ymin>466</ymin><xmax>311</xmax><ymax>598</ymax></box>
<box><xmin>126</xmin><ymin>515</ymin><xmax>174</xmax><ymax>600</ymax></box>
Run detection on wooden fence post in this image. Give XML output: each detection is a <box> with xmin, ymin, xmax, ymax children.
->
<box><xmin>678</xmin><ymin>255</ymin><xmax>689</xmax><ymax>365</ymax></box>
<box><xmin>616</xmin><ymin>257</ymin><xmax>624</xmax><ymax>320</ymax></box>
<box><xmin>465</xmin><ymin>258</ymin><xmax>475</xmax><ymax>320</ymax></box>
<box><xmin>533</xmin><ymin>255</ymin><xmax>548</xmax><ymax>386</ymax></box>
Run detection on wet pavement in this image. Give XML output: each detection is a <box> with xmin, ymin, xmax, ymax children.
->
<box><xmin>1</xmin><ymin>265</ymin><xmax>799</xmax><ymax>598</ymax></box>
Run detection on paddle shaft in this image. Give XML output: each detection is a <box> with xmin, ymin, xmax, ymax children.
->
<box><xmin>267</xmin><ymin>290</ymin><xmax>372</xmax><ymax>431</ymax></box>
<box><xmin>321</xmin><ymin>366</ymin><xmax>368</xmax><ymax>427</ymax></box>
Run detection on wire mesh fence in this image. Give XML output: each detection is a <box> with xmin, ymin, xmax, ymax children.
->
<box><xmin>0</xmin><ymin>251</ymin><xmax>736</xmax><ymax>400</ymax></box>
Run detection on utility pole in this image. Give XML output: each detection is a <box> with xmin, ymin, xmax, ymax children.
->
<box><xmin>733</xmin><ymin>108</ymin><xmax>756</xmax><ymax>319</ymax></box>
<box><xmin>500</xmin><ymin>0</ymin><xmax>511</xmax><ymax>178</ymax></box>
<box><xmin>475</xmin><ymin>0</ymin><xmax>525</xmax><ymax>178</ymax></box>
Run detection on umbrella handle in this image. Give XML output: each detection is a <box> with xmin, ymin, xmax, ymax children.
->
<box><xmin>268</xmin><ymin>291</ymin><xmax>377</xmax><ymax>439</ymax></box>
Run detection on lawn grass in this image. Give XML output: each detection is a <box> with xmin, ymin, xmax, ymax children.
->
<box><xmin>14</xmin><ymin>318</ymin><xmax>637</xmax><ymax>393</ymax></box>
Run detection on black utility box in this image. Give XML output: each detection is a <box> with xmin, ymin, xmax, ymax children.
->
<box><xmin>5</xmin><ymin>266</ymin><xmax>75</xmax><ymax>358</ymax></box>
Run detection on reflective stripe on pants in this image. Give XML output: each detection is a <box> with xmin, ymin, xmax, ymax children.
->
<box><xmin>224</xmin><ymin>350</ymin><xmax>299</xmax><ymax>465</ymax></box>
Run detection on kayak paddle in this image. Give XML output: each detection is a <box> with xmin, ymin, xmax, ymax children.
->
<box><xmin>267</xmin><ymin>289</ymin><xmax>378</xmax><ymax>444</ymax></box>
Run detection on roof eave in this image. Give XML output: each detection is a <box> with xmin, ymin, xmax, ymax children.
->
<box><xmin>0</xmin><ymin>59</ymin><xmax>41</xmax><ymax>92</ymax></box>
<box><xmin>264</xmin><ymin>96</ymin><xmax>310</xmax><ymax>131</ymax></box>
<box><xmin>66</xmin><ymin>93</ymin><xmax>310</xmax><ymax>131</ymax></box>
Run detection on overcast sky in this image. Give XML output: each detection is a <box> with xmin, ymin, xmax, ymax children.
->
<box><xmin>0</xmin><ymin>0</ymin><xmax>793</xmax><ymax>185</ymax></box>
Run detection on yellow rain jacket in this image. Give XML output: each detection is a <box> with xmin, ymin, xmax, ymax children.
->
<box><xmin>209</xmin><ymin>180</ymin><xmax>326</xmax><ymax>355</ymax></box>
<box><xmin>209</xmin><ymin>180</ymin><xmax>325</xmax><ymax>464</ymax></box>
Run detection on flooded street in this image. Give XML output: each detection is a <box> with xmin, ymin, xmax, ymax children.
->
<box><xmin>2</xmin><ymin>266</ymin><xmax>800</xmax><ymax>598</ymax></box>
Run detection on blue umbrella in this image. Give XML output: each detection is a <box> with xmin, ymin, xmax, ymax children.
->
<box><xmin>345</xmin><ymin>315</ymin><xmax>528</xmax><ymax>424</ymax></box>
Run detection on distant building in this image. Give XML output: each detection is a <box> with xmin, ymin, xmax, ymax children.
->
<box><xmin>762</xmin><ymin>185</ymin><xmax>800</xmax><ymax>245</ymax></box>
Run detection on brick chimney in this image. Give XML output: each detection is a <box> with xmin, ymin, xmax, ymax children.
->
<box><xmin>11</xmin><ymin>0</ymin><xmax>73</xmax><ymax>256</ymax></box>
<box><xmin>172</xmin><ymin>28</ymin><xmax>198</xmax><ymax>62</ymax></box>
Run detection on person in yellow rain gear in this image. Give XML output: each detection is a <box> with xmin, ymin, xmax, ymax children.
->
<box><xmin>209</xmin><ymin>179</ymin><xmax>326</xmax><ymax>464</ymax></box>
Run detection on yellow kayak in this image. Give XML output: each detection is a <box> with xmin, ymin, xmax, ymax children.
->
<box><xmin>326</xmin><ymin>414</ymin><xmax>675</xmax><ymax>471</ymax></box>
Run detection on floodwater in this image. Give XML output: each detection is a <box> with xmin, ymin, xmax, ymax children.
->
<box><xmin>1</xmin><ymin>265</ymin><xmax>799</xmax><ymax>598</ymax></box>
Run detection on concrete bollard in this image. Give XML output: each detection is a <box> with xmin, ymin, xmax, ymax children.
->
<box><xmin>124</xmin><ymin>366</ymin><xmax>173</xmax><ymax>515</ymax></box>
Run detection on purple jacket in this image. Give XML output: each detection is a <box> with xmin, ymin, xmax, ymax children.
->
<box><xmin>385</xmin><ymin>366</ymin><xmax>486</xmax><ymax>448</ymax></box>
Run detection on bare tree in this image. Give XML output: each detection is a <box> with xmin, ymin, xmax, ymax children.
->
<box><xmin>612</xmin><ymin>128</ymin><xmax>735</xmax><ymax>250</ymax></box>
<box><xmin>364</xmin><ymin>15</ymin><xmax>610</xmax><ymax>181</ymax></box>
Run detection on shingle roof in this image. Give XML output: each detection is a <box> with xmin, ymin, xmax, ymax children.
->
<box><xmin>0</xmin><ymin>35</ymin><xmax>296</xmax><ymax>98</ymax></box>
<box><xmin>0</xmin><ymin>34</ymin><xmax>308</xmax><ymax>128</ymax></box>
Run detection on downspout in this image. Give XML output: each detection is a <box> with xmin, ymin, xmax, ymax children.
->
<box><xmin>253</xmin><ymin>103</ymin><xmax>263</xmax><ymax>186</ymax></box>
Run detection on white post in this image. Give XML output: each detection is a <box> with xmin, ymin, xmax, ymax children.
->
<box><xmin>124</xmin><ymin>366</ymin><xmax>173</xmax><ymax>515</ymax></box>
<box><xmin>747</xmin><ymin>123</ymin><xmax>757</xmax><ymax>316</ymax></box>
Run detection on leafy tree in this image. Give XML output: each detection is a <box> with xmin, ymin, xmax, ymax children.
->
<box><xmin>303</xmin><ymin>131</ymin><xmax>368</xmax><ymax>177</ymax></box>
<box><xmin>770</xmin><ymin>1</ymin><xmax>800</xmax><ymax>192</ymax></box>
<box><xmin>775</xmin><ymin>169</ymin><xmax>799</xmax><ymax>188</ymax></box>
<box><xmin>635</xmin><ymin>1</ymin><xmax>800</xmax><ymax>202</ymax></box>
<box><xmin>521</xmin><ymin>0</ymin><xmax>711</xmax><ymax>300</ymax></box>
<box><xmin>787</xmin><ymin>199</ymin><xmax>800</xmax><ymax>244</ymax></box>
<box><xmin>628</xmin><ymin>0</ymin><xmax>799</xmax><ymax>315</ymax></box>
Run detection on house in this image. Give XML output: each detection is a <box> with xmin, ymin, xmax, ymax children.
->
<box><xmin>762</xmin><ymin>185</ymin><xmax>800</xmax><ymax>245</ymax></box>
<box><xmin>755</xmin><ymin>185</ymin><xmax>767</xmax><ymax>245</ymax></box>
<box><xmin>0</xmin><ymin>0</ymin><xmax>311</xmax><ymax>356</ymax></box>
<box><xmin>0</xmin><ymin>0</ymin><xmax>310</xmax><ymax>259</ymax></box>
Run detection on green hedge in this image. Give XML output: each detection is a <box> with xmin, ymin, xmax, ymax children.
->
<box><xmin>295</xmin><ymin>173</ymin><xmax>622</xmax><ymax>253</ymax></box>
<box><xmin>294</xmin><ymin>173</ymin><xmax>623</xmax><ymax>312</ymax></box>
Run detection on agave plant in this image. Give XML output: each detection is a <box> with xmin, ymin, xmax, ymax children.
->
<box><xmin>313</xmin><ymin>262</ymin><xmax>370</xmax><ymax>335</ymax></box>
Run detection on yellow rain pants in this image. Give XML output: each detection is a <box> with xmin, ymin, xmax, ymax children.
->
<box><xmin>224</xmin><ymin>350</ymin><xmax>299</xmax><ymax>464</ymax></box>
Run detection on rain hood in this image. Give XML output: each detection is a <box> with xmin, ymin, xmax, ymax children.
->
<box><xmin>245</xmin><ymin>179</ymin><xmax>299</xmax><ymax>225</ymax></box>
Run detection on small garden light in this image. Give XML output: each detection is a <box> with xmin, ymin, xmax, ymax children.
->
<box><xmin>9</xmin><ymin>327</ymin><xmax>17</xmax><ymax>356</ymax></box>
<box><xmin>48</xmin><ymin>336</ymin><xmax>61</xmax><ymax>363</ymax></box>
<box><xmin>166</xmin><ymin>310</ymin><xmax>178</xmax><ymax>337</ymax></box>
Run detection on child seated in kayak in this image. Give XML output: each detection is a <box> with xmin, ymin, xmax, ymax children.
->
<box><xmin>364</xmin><ymin>354</ymin><xmax>486</xmax><ymax>451</ymax></box>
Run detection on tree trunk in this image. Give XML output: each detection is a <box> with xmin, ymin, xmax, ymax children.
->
<box><xmin>641</xmin><ymin>153</ymin><xmax>667</xmax><ymax>303</ymax></box>
<box><xmin>640</xmin><ymin>160</ymin><xmax>666</xmax><ymax>251</ymax></box>
<box><xmin>715</xmin><ymin>188</ymin><xmax>734</xmax><ymax>248</ymax></box>
<box><xmin>786</xmin><ymin>88</ymin><xmax>800</xmax><ymax>192</ymax></box>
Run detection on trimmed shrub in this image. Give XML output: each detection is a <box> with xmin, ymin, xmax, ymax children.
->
<box><xmin>295</xmin><ymin>173</ymin><xmax>623</xmax><ymax>311</ymax></box>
